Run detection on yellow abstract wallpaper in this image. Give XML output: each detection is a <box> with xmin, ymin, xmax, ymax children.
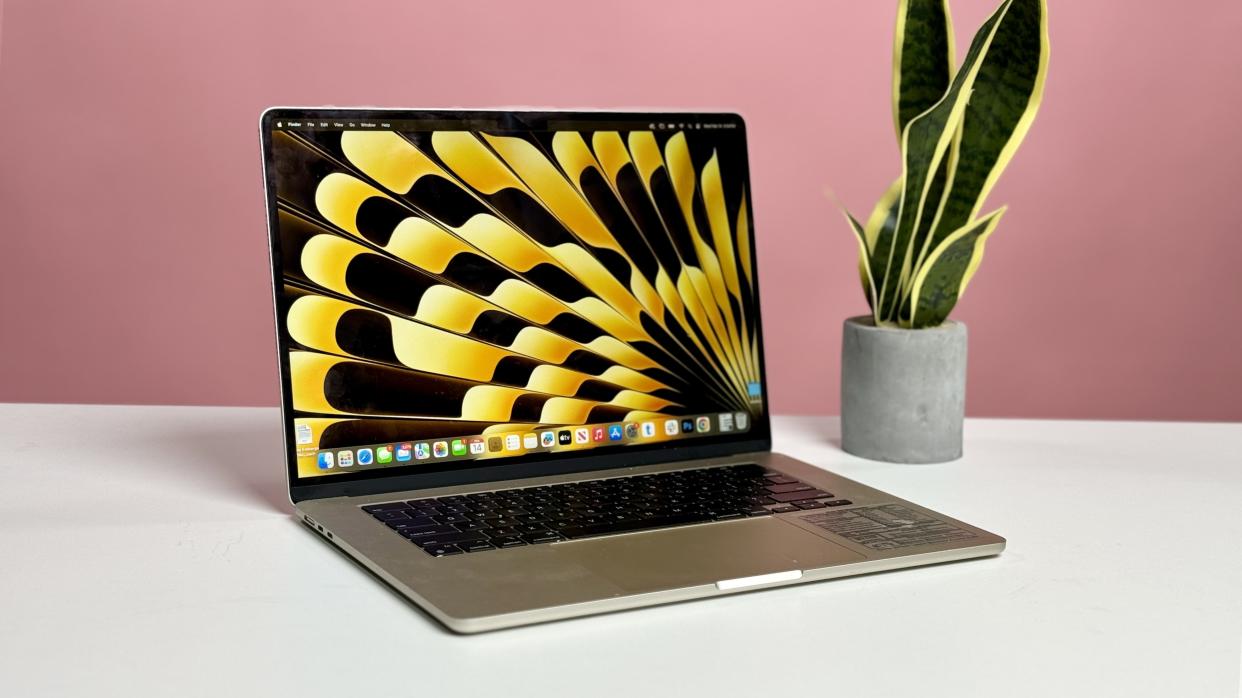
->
<box><xmin>269</xmin><ymin>120</ymin><xmax>764</xmax><ymax>477</ymax></box>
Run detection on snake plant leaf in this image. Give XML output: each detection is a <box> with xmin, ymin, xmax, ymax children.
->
<box><xmin>896</xmin><ymin>124</ymin><xmax>960</xmax><ymax>324</ymax></box>
<box><xmin>897</xmin><ymin>146</ymin><xmax>955</xmax><ymax>303</ymax></box>
<box><xmin>893</xmin><ymin>0</ymin><xmax>956</xmax><ymax>137</ymax></box>
<box><xmin>861</xmin><ymin>179</ymin><xmax>901</xmax><ymax>310</ymax></box>
<box><xmin>843</xmin><ymin>207</ymin><xmax>881</xmax><ymax>314</ymax></box>
<box><xmin>921</xmin><ymin>0</ymin><xmax>1049</xmax><ymax>267</ymax></box>
<box><xmin>877</xmin><ymin>0</ymin><xmax>1014</xmax><ymax>322</ymax></box>
<box><xmin>863</xmin><ymin>179</ymin><xmax>902</xmax><ymax>251</ymax></box>
<box><xmin>907</xmin><ymin>207</ymin><xmax>1006</xmax><ymax>328</ymax></box>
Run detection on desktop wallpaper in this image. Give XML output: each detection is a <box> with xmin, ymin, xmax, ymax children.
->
<box><xmin>268</xmin><ymin>121</ymin><xmax>763</xmax><ymax>477</ymax></box>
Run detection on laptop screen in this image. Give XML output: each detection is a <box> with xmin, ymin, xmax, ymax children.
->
<box><xmin>262</xmin><ymin>110</ymin><xmax>768</xmax><ymax>482</ymax></box>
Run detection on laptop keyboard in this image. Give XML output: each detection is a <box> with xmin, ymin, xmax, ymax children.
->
<box><xmin>360</xmin><ymin>464</ymin><xmax>852</xmax><ymax>557</ymax></box>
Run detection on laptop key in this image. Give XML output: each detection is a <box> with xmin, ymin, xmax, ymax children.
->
<box><xmin>362</xmin><ymin>503</ymin><xmax>410</xmax><ymax>513</ymax></box>
<box><xmin>825</xmin><ymin>499</ymin><xmax>853</xmax><ymax>507</ymax></box>
<box><xmin>490</xmin><ymin>536</ymin><xmax>526</xmax><ymax>548</ymax></box>
<box><xmin>768</xmin><ymin>505</ymin><xmax>799</xmax><ymax>513</ymax></box>
<box><xmin>767</xmin><ymin>489</ymin><xmax>831</xmax><ymax>503</ymax></box>
<box><xmin>794</xmin><ymin>500</ymin><xmax>826</xmax><ymax>509</ymax></box>
<box><xmin>422</xmin><ymin>545</ymin><xmax>464</xmax><ymax>557</ymax></box>
<box><xmin>460</xmin><ymin>541</ymin><xmax>496</xmax><ymax>553</ymax></box>
<box><xmin>765</xmin><ymin>482</ymin><xmax>813</xmax><ymax>494</ymax></box>
<box><xmin>398</xmin><ymin>525</ymin><xmax>458</xmax><ymax>539</ymax></box>
<box><xmin>387</xmin><ymin>517</ymin><xmax>437</xmax><ymax>530</ymax></box>
<box><xmin>411</xmin><ymin>532</ymin><xmax>489</xmax><ymax>547</ymax></box>
<box><xmin>523</xmin><ymin>532</ymin><xmax>564</xmax><ymax>544</ymax></box>
<box><xmin>765</xmin><ymin>475</ymin><xmax>799</xmax><ymax>485</ymax></box>
<box><xmin>373</xmin><ymin>510</ymin><xmax>412</xmax><ymax>521</ymax></box>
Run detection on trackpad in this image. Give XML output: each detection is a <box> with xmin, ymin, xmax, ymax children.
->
<box><xmin>557</xmin><ymin>518</ymin><xmax>864</xmax><ymax>593</ymax></box>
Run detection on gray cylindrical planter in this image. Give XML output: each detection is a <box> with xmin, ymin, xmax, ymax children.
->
<box><xmin>840</xmin><ymin>316</ymin><xmax>967</xmax><ymax>464</ymax></box>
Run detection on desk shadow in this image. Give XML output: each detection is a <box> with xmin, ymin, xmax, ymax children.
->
<box><xmin>143</xmin><ymin>412</ymin><xmax>292</xmax><ymax>513</ymax></box>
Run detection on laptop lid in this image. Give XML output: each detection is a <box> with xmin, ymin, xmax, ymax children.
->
<box><xmin>260</xmin><ymin>109</ymin><xmax>772</xmax><ymax>503</ymax></box>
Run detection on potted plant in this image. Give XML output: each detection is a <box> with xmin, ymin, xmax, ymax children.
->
<box><xmin>838</xmin><ymin>0</ymin><xmax>1049</xmax><ymax>463</ymax></box>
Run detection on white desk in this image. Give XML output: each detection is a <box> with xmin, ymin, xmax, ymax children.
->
<box><xmin>0</xmin><ymin>404</ymin><xmax>1239</xmax><ymax>697</ymax></box>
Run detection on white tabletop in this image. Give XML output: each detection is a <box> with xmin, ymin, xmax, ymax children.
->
<box><xmin>1</xmin><ymin>404</ymin><xmax>1239</xmax><ymax>697</ymax></box>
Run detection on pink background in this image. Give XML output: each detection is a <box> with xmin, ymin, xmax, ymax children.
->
<box><xmin>1</xmin><ymin>0</ymin><xmax>1240</xmax><ymax>421</ymax></box>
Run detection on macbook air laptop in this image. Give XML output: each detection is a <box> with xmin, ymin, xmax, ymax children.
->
<box><xmin>258</xmin><ymin>108</ymin><xmax>1004</xmax><ymax>633</ymax></box>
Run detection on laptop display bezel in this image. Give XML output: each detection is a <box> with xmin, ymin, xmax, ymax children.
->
<box><xmin>259</xmin><ymin>107</ymin><xmax>774</xmax><ymax>503</ymax></box>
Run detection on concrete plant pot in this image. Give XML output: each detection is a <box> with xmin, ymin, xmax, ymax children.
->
<box><xmin>840</xmin><ymin>316</ymin><xmax>967</xmax><ymax>464</ymax></box>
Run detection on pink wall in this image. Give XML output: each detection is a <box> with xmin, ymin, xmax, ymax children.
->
<box><xmin>2</xmin><ymin>0</ymin><xmax>1240</xmax><ymax>421</ymax></box>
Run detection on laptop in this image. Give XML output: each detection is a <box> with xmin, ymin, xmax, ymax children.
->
<box><xmin>258</xmin><ymin>108</ymin><xmax>1004</xmax><ymax>633</ymax></box>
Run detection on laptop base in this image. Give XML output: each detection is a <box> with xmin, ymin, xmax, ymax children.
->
<box><xmin>298</xmin><ymin>451</ymin><xmax>1004</xmax><ymax>633</ymax></box>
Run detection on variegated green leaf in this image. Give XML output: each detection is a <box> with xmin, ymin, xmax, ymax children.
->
<box><xmin>877</xmin><ymin>0</ymin><xmax>1014</xmax><ymax>323</ymax></box>
<box><xmin>897</xmin><ymin>144</ymin><xmax>955</xmax><ymax>306</ymax></box>
<box><xmin>843</xmin><ymin>207</ymin><xmax>881</xmax><ymax>316</ymax></box>
<box><xmin>907</xmin><ymin>207</ymin><xmax>1006</xmax><ymax>328</ymax></box>
<box><xmin>861</xmin><ymin>179</ymin><xmax>901</xmax><ymax>313</ymax></box>
<box><xmin>863</xmin><ymin>179</ymin><xmax>902</xmax><ymax>250</ymax></box>
<box><xmin>893</xmin><ymin>0</ymin><xmax>956</xmax><ymax>137</ymax></box>
<box><xmin>920</xmin><ymin>0</ymin><xmax>1048</xmax><ymax>268</ymax></box>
